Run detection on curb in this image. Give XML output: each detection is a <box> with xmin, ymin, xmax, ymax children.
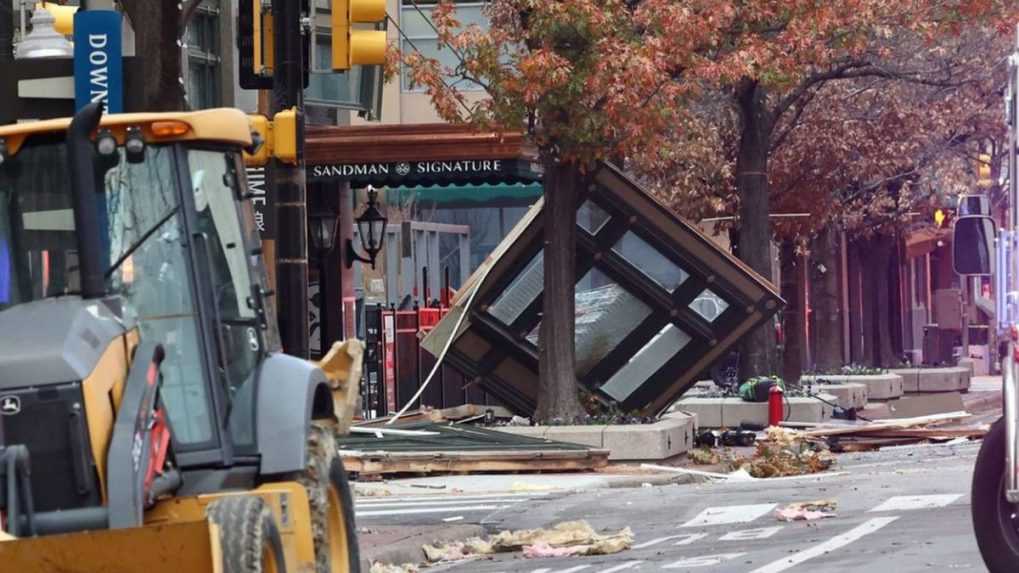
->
<box><xmin>359</xmin><ymin>523</ymin><xmax>486</xmax><ymax>570</ymax></box>
<box><xmin>604</xmin><ymin>472</ymin><xmax>701</xmax><ymax>489</ymax></box>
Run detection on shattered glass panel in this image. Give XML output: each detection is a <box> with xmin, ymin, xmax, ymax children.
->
<box><xmin>526</xmin><ymin>268</ymin><xmax>653</xmax><ymax>377</ymax></box>
<box><xmin>577</xmin><ymin>200</ymin><xmax>610</xmax><ymax>235</ymax></box>
<box><xmin>690</xmin><ymin>289</ymin><xmax>730</xmax><ymax>322</ymax></box>
<box><xmin>612</xmin><ymin>231</ymin><xmax>689</xmax><ymax>291</ymax></box>
<box><xmin>600</xmin><ymin>323</ymin><xmax>691</xmax><ymax>402</ymax></box>
<box><xmin>489</xmin><ymin>250</ymin><xmax>544</xmax><ymax>325</ymax></box>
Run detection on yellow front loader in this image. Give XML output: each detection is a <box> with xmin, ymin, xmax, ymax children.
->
<box><xmin>0</xmin><ymin>102</ymin><xmax>362</xmax><ymax>572</ymax></box>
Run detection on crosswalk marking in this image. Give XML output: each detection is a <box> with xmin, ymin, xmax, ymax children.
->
<box><xmin>355</xmin><ymin>497</ymin><xmax>532</xmax><ymax>508</ymax></box>
<box><xmin>556</xmin><ymin>567</ymin><xmax>590</xmax><ymax>573</ymax></box>
<box><xmin>681</xmin><ymin>504</ymin><xmax>777</xmax><ymax>527</ymax></box>
<box><xmin>598</xmin><ymin>561</ymin><xmax>644</xmax><ymax>573</ymax></box>
<box><xmin>356</xmin><ymin>492</ymin><xmax>552</xmax><ymax>504</ymax></box>
<box><xmin>356</xmin><ymin>504</ymin><xmax>509</xmax><ymax>517</ymax></box>
<box><xmin>663</xmin><ymin>552</ymin><xmax>747</xmax><ymax>569</ymax></box>
<box><xmin>749</xmin><ymin>516</ymin><xmax>899</xmax><ymax>573</ymax></box>
<box><xmin>868</xmin><ymin>494</ymin><xmax>963</xmax><ymax>512</ymax></box>
<box><xmin>719</xmin><ymin>526</ymin><xmax>783</xmax><ymax>541</ymax></box>
<box><xmin>632</xmin><ymin>533</ymin><xmax>706</xmax><ymax>549</ymax></box>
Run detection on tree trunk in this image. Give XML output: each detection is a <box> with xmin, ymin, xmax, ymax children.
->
<box><xmin>847</xmin><ymin>240</ymin><xmax>865</xmax><ymax>363</ymax></box>
<box><xmin>535</xmin><ymin>156</ymin><xmax>586</xmax><ymax>423</ymax></box>
<box><xmin>780</xmin><ymin>242</ymin><xmax>803</xmax><ymax>384</ymax></box>
<box><xmin>871</xmin><ymin>236</ymin><xmax>897</xmax><ymax>367</ymax></box>
<box><xmin>120</xmin><ymin>2</ymin><xmax>186</xmax><ymax>111</ymax></box>
<box><xmin>810</xmin><ymin>227</ymin><xmax>843</xmax><ymax>370</ymax></box>
<box><xmin>735</xmin><ymin>79</ymin><xmax>778</xmax><ymax>378</ymax></box>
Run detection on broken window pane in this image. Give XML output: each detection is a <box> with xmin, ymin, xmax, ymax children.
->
<box><xmin>600</xmin><ymin>324</ymin><xmax>692</xmax><ymax>402</ymax></box>
<box><xmin>690</xmin><ymin>289</ymin><xmax>730</xmax><ymax>322</ymax></box>
<box><xmin>488</xmin><ymin>250</ymin><xmax>544</xmax><ymax>325</ymax></box>
<box><xmin>611</xmin><ymin>231</ymin><xmax>689</xmax><ymax>291</ymax></box>
<box><xmin>577</xmin><ymin>200</ymin><xmax>610</xmax><ymax>235</ymax></box>
<box><xmin>524</xmin><ymin>268</ymin><xmax>653</xmax><ymax>377</ymax></box>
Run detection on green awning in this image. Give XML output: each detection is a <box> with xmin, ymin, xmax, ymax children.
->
<box><xmin>394</xmin><ymin>183</ymin><xmax>543</xmax><ymax>208</ymax></box>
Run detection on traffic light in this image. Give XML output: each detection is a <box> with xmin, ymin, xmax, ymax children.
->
<box><xmin>977</xmin><ymin>153</ymin><xmax>993</xmax><ymax>188</ymax></box>
<box><xmin>332</xmin><ymin>0</ymin><xmax>387</xmax><ymax>71</ymax></box>
<box><xmin>243</xmin><ymin>109</ymin><xmax>301</xmax><ymax>167</ymax></box>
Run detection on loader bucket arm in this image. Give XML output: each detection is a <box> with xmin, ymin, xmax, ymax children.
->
<box><xmin>0</xmin><ymin>520</ymin><xmax>224</xmax><ymax>573</ymax></box>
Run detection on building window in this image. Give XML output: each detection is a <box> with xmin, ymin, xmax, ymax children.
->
<box><xmin>184</xmin><ymin>1</ymin><xmax>222</xmax><ymax>109</ymax></box>
<box><xmin>399</xmin><ymin>0</ymin><xmax>488</xmax><ymax>92</ymax></box>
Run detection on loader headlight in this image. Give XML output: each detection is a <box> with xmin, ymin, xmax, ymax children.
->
<box><xmin>95</xmin><ymin>129</ymin><xmax>118</xmax><ymax>157</ymax></box>
<box><xmin>125</xmin><ymin>126</ymin><xmax>146</xmax><ymax>163</ymax></box>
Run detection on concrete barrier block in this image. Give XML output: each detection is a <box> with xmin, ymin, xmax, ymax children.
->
<box><xmin>890</xmin><ymin>367</ymin><xmax>971</xmax><ymax>393</ymax></box>
<box><xmin>806</xmin><ymin>383</ymin><xmax>867</xmax><ymax>410</ymax></box>
<box><xmin>801</xmin><ymin>374</ymin><xmax>903</xmax><ymax>400</ymax></box>
<box><xmin>543</xmin><ymin>425</ymin><xmax>607</xmax><ymax>449</ymax></box>
<box><xmin>495</xmin><ymin>426</ymin><xmax>549</xmax><ymax>440</ymax></box>
<box><xmin>673</xmin><ymin>397</ymin><xmax>832</xmax><ymax>428</ymax></box>
<box><xmin>603</xmin><ymin>414</ymin><xmax>695</xmax><ymax>460</ymax></box>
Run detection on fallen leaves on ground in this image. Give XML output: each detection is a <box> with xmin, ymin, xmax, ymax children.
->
<box><xmin>775</xmin><ymin>499</ymin><xmax>839</xmax><ymax>521</ymax></box>
<box><xmin>422</xmin><ymin>520</ymin><xmax>634</xmax><ymax>563</ymax></box>
<box><xmin>733</xmin><ymin>427</ymin><xmax>835</xmax><ymax>478</ymax></box>
<box><xmin>687</xmin><ymin>447</ymin><xmax>722</xmax><ymax>465</ymax></box>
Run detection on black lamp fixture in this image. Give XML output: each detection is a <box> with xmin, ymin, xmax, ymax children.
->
<box><xmin>309</xmin><ymin>209</ymin><xmax>340</xmax><ymax>252</ymax></box>
<box><xmin>346</xmin><ymin>185</ymin><xmax>388</xmax><ymax>269</ymax></box>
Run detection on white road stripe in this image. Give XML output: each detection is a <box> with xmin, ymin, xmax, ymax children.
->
<box><xmin>868</xmin><ymin>494</ymin><xmax>963</xmax><ymax>512</ymax></box>
<box><xmin>556</xmin><ymin>566</ymin><xmax>590</xmax><ymax>573</ymax></box>
<box><xmin>598</xmin><ymin>561</ymin><xmax>644</xmax><ymax>573</ymax></box>
<box><xmin>632</xmin><ymin>533</ymin><xmax>706</xmax><ymax>549</ymax></box>
<box><xmin>681</xmin><ymin>504</ymin><xmax>777</xmax><ymax>527</ymax></box>
<box><xmin>719</xmin><ymin>526</ymin><xmax>783</xmax><ymax>541</ymax></box>
<box><xmin>749</xmin><ymin>516</ymin><xmax>900</xmax><ymax>573</ymax></box>
<box><xmin>356</xmin><ymin>504</ymin><xmax>509</xmax><ymax>517</ymax></box>
<box><xmin>355</xmin><ymin>498</ymin><xmax>531</xmax><ymax>508</ymax></box>
<box><xmin>663</xmin><ymin>553</ymin><xmax>747</xmax><ymax>569</ymax></box>
<box><xmin>357</xmin><ymin>492</ymin><xmax>550</xmax><ymax>504</ymax></box>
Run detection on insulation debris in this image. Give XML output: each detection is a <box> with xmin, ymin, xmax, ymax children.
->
<box><xmin>734</xmin><ymin>427</ymin><xmax>835</xmax><ymax>478</ymax></box>
<box><xmin>422</xmin><ymin>520</ymin><xmax>634</xmax><ymax>563</ymax></box>
<box><xmin>775</xmin><ymin>499</ymin><xmax>839</xmax><ymax>522</ymax></box>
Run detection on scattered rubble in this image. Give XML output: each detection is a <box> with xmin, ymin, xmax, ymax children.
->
<box><xmin>421</xmin><ymin>520</ymin><xmax>634</xmax><ymax>564</ymax></box>
<box><xmin>369</xmin><ymin>563</ymin><xmax>419</xmax><ymax>573</ymax></box>
<box><xmin>734</xmin><ymin>427</ymin><xmax>835</xmax><ymax>478</ymax></box>
<box><xmin>776</xmin><ymin>500</ymin><xmax>839</xmax><ymax>522</ymax></box>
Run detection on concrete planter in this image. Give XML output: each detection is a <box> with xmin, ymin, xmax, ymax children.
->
<box><xmin>802</xmin><ymin>382</ymin><xmax>867</xmax><ymax>410</ymax></box>
<box><xmin>890</xmin><ymin>367</ymin><xmax>971</xmax><ymax>393</ymax></box>
<box><xmin>671</xmin><ymin>395</ymin><xmax>835</xmax><ymax>428</ymax></box>
<box><xmin>495</xmin><ymin>413</ymin><xmax>696</xmax><ymax>461</ymax></box>
<box><xmin>800</xmin><ymin>374</ymin><xmax>904</xmax><ymax>400</ymax></box>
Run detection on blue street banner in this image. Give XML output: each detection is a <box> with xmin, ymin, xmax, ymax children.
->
<box><xmin>73</xmin><ymin>10</ymin><xmax>123</xmax><ymax>113</ymax></box>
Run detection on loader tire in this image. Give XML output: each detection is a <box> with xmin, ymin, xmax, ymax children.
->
<box><xmin>287</xmin><ymin>421</ymin><xmax>360</xmax><ymax>573</ymax></box>
<box><xmin>972</xmin><ymin>418</ymin><xmax>1019</xmax><ymax>572</ymax></box>
<box><xmin>207</xmin><ymin>495</ymin><xmax>286</xmax><ymax>573</ymax></box>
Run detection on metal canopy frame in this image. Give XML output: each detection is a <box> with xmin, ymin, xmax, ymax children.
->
<box><xmin>425</xmin><ymin>162</ymin><xmax>783</xmax><ymax>417</ymax></box>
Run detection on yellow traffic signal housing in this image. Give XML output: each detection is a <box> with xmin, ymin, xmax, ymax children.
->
<box><xmin>244</xmin><ymin>115</ymin><xmax>273</xmax><ymax>167</ymax></box>
<box><xmin>332</xmin><ymin>0</ymin><xmax>387</xmax><ymax>71</ymax></box>
<box><xmin>242</xmin><ymin>109</ymin><xmax>299</xmax><ymax>166</ymax></box>
<box><xmin>273</xmin><ymin>107</ymin><xmax>299</xmax><ymax>165</ymax></box>
<box><xmin>977</xmin><ymin>153</ymin><xmax>993</xmax><ymax>188</ymax></box>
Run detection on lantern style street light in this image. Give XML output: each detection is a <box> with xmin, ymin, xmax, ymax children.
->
<box><xmin>346</xmin><ymin>186</ymin><xmax>387</xmax><ymax>269</ymax></box>
<box><xmin>309</xmin><ymin>210</ymin><xmax>340</xmax><ymax>252</ymax></box>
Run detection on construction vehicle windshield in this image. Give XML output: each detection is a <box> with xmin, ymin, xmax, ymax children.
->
<box><xmin>0</xmin><ymin>134</ymin><xmax>267</xmax><ymax>448</ymax></box>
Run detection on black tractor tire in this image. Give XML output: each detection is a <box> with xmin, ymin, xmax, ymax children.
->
<box><xmin>972</xmin><ymin>418</ymin><xmax>1019</xmax><ymax>572</ymax></box>
<box><xmin>286</xmin><ymin>421</ymin><xmax>361</xmax><ymax>573</ymax></box>
<box><xmin>206</xmin><ymin>495</ymin><xmax>287</xmax><ymax>573</ymax></box>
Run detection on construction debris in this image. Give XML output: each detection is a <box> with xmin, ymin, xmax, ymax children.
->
<box><xmin>369</xmin><ymin>563</ymin><xmax>419</xmax><ymax>573</ymax></box>
<box><xmin>734</xmin><ymin>427</ymin><xmax>835</xmax><ymax>478</ymax></box>
<box><xmin>785</xmin><ymin>410</ymin><xmax>987</xmax><ymax>452</ymax></box>
<box><xmin>422</xmin><ymin>520</ymin><xmax>634</xmax><ymax>563</ymax></box>
<box><xmin>776</xmin><ymin>500</ymin><xmax>839</xmax><ymax>522</ymax></box>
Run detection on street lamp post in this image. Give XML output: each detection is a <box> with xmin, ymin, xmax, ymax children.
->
<box><xmin>346</xmin><ymin>185</ymin><xmax>388</xmax><ymax>269</ymax></box>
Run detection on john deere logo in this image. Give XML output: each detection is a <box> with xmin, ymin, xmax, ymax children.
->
<box><xmin>0</xmin><ymin>395</ymin><xmax>20</xmax><ymax>415</ymax></box>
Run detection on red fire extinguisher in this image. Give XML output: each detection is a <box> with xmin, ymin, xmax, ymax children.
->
<box><xmin>768</xmin><ymin>384</ymin><xmax>785</xmax><ymax>427</ymax></box>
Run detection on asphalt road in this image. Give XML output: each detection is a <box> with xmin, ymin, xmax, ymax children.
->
<box><xmin>416</xmin><ymin>441</ymin><xmax>987</xmax><ymax>573</ymax></box>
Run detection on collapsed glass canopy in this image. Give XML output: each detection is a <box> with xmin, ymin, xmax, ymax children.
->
<box><xmin>422</xmin><ymin>163</ymin><xmax>783</xmax><ymax>416</ymax></box>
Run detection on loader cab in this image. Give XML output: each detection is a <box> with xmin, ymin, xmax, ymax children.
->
<box><xmin>0</xmin><ymin>110</ymin><xmax>276</xmax><ymax>474</ymax></box>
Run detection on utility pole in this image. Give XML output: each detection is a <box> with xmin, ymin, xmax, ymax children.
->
<box><xmin>270</xmin><ymin>0</ymin><xmax>309</xmax><ymax>358</ymax></box>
